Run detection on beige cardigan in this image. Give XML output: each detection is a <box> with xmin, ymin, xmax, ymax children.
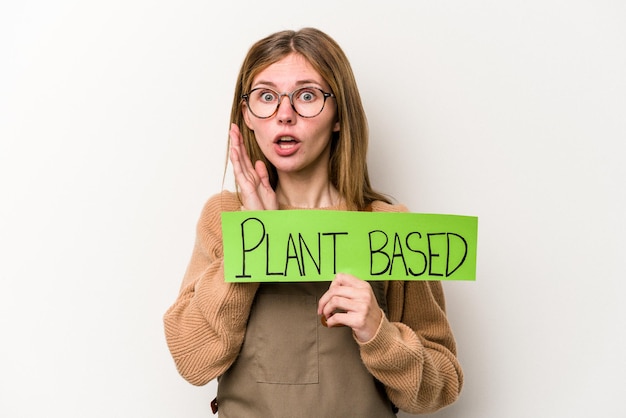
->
<box><xmin>164</xmin><ymin>191</ymin><xmax>463</xmax><ymax>414</ymax></box>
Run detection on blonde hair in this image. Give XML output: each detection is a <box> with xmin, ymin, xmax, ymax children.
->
<box><xmin>228</xmin><ymin>27</ymin><xmax>391</xmax><ymax>210</ymax></box>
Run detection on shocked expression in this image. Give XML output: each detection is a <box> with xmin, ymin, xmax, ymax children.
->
<box><xmin>242</xmin><ymin>53</ymin><xmax>340</xmax><ymax>179</ymax></box>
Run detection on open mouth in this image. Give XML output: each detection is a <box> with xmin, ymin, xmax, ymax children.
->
<box><xmin>276</xmin><ymin>136</ymin><xmax>298</xmax><ymax>149</ymax></box>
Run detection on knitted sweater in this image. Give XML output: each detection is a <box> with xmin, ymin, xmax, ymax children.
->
<box><xmin>163</xmin><ymin>191</ymin><xmax>463</xmax><ymax>414</ymax></box>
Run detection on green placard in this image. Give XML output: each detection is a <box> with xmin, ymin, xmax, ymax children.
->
<box><xmin>221</xmin><ymin>210</ymin><xmax>477</xmax><ymax>282</ymax></box>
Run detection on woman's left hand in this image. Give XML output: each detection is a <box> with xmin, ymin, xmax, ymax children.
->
<box><xmin>317</xmin><ymin>273</ymin><xmax>383</xmax><ymax>343</ymax></box>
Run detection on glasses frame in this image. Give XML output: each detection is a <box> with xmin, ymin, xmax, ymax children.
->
<box><xmin>242</xmin><ymin>87</ymin><xmax>336</xmax><ymax>119</ymax></box>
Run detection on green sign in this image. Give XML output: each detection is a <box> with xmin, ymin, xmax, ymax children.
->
<box><xmin>222</xmin><ymin>210</ymin><xmax>477</xmax><ymax>282</ymax></box>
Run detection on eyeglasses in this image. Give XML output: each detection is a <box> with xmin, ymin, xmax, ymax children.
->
<box><xmin>242</xmin><ymin>87</ymin><xmax>335</xmax><ymax>119</ymax></box>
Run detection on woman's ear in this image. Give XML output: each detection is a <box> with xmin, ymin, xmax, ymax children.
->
<box><xmin>242</xmin><ymin>104</ymin><xmax>254</xmax><ymax>131</ymax></box>
<box><xmin>333</xmin><ymin>120</ymin><xmax>340</xmax><ymax>132</ymax></box>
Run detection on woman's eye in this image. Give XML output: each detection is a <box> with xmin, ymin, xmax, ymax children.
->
<box><xmin>259</xmin><ymin>92</ymin><xmax>276</xmax><ymax>102</ymax></box>
<box><xmin>298</xmin><ymin>90</ymin><xmax>317</xmax><ymax>102</ymax></box>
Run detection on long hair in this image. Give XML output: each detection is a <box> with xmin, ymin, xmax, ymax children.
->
<box><xmin>228</xmin><ymin>27</ymin><xmax>391</xmax><ymax>210</ymax></box>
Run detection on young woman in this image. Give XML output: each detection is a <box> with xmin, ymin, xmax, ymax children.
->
<box><xmin>164</xmin><ymin>28</ymin><xmax>463</xmax><ymax>417</ymax></box>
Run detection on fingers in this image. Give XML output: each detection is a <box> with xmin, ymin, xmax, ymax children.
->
<box><xmin>317</xmin><ymin>274</ymin><xmax>382</xmax><ymax>342</ymax></box>
<box><xmin>229</xmin><ymin>123</ymin><xmax>278</xmax><ymax>210</ymax></box>
<box><xmin>230</xmin><ymin>123</ymin><xmax>259</xmax><ymax>200</ymax></box>
<box><xmin>229</xmin><ymin>124</ymin><xmax>256</xmax><ymax>185</ymax></box>
<box><xmin>255</xmin><ymin>160</ymin><xmax>272</xmax><ymax>190</ymax></box>
<box><xmin>255</xmin><ymin>160</ymin><xmax>279</xmax><ymax>210</ymax></box>
<box><xmin>318</xmin><ymin>291</ymin><xmax>365</xmax><ymax>325</ymax></box>
<box><xmin>229</xmin><ymin>125</ymin><xmax>245</xmax><ymax>180</ymax></box>
<box><xmin>318</xmin><ymin>274</ymin><xmax>369</xmax><ymax>313</ymax></box>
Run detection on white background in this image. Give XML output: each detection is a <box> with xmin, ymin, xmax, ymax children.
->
<box><xmin>1</xmin><ymin>1</ymin><xmax>624</xmax><ymax>417</ymax></box>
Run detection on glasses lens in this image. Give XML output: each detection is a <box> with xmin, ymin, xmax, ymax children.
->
<box><xmin>291</xmin><ymin>88</ymin><xmax>325</xmax><ymax>117</ymax></box>
<box><xmin>248</xmin><ymin>89</ymin><xmax>279</xmax><ymax>118</ymax></box>
<box><xmin>247</xmin><ymin>88</ymin><xmax>326</xmax><ymax>118</ymax></box>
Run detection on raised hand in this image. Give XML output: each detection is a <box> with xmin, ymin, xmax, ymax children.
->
<box><xmin>317</xmin><ymin>273</ymin><xmax>383</xmax><ymax>343</ymax></box>
<box><xmin>229</xmin><ymin>123</ymin><xmax>278</xmax><ymax>210</ymax></box>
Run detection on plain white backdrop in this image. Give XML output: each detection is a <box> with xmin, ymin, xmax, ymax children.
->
<box><xmin>1</xmin><ymin>1</ymin><xmax>624</xmax><ymax>417</ymax></box>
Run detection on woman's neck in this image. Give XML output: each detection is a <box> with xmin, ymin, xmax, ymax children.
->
<box><xmin>275</xmin><ymin>176</ymin><xmax>341</xmax><ymax>209</ymax></box>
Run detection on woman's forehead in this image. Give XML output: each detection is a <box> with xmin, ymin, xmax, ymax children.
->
<box><xmin>251</xmin><ymin>53</ymin><xmax>328</xmax><ymax>90</ymax></box>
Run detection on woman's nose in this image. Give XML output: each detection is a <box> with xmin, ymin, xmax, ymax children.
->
<box><xmin>276</xmin><ymin>95</ymin><xmax>295</xmax><ymax>124</ymax></box>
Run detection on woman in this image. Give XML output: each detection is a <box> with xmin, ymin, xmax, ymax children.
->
<box><xmin>164</xmin><ymin>27</ymin><xmax>463</xmax><ymax>417</ymax></box>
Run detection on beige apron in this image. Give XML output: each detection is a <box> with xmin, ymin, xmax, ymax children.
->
<box><xmin>215</xmin><ymin>281</ymin><xmax>396</xmax><ymax>417</ymax></box>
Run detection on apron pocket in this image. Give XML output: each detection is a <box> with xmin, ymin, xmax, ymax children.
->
<box><xmin>248</xmin><ymin>293</ymin><xmax>319</xmax><ymax>384</ymax></box>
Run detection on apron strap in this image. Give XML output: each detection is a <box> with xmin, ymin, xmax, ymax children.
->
<box><xmin>369</xmin><ymin>281</ymin><xmax>389</xmax><ymax>317</ymax></box>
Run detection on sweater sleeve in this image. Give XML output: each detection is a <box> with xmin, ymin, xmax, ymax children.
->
<box><xmin>163</xmin><ymin>191</ymin><xmax>260</xmax><ymax>386</ymax></box>
<box><xmin>358</xmin><ymin>201</ymin><xmax>463</xmax><ymax>414</ymax></box>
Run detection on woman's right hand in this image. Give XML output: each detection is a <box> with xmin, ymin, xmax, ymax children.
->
<box><xmin>229</xmin><ymin>123</ymin><xmax>278</xmax><ymax>211</ymax></box>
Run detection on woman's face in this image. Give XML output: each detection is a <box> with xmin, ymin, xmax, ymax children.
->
<box><xmin>243</xmin><ymin>53</ymin><xmax>339</xmax><ymax>181</ymax></box>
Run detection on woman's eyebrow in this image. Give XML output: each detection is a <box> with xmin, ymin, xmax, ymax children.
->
<box><xmin>252</xmin><ymin>79</ymin><xmax>324</xmax><ymax>89</ymax></box>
